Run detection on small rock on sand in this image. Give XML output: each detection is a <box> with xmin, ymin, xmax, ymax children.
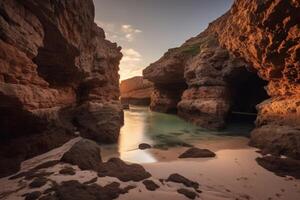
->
<box><xmin>179</xmin><ymin>147</ymin><xmax>216</xmax><ymax>158</ymax></box>
<box><xmin>59</xmin><ymin>167</ymin><xmax>76</xmax><ymax>175</ymax></box>
<box><xmin>142</xmin><ymin>180</ymin><xmax>160</xmax><ymax>191</ymax></box>
<box><xmin>83</xmin><ymin>177</ymin><xmax>98</xmax><ymax>185</ymax></box>
<box><xmin>139</xmin><ymin>143</ymin><xmax>152</xmax><ymax>150</ymax></box>
<box><xmin>22</xmin><ymin>191</ymin><xmax>42</xmax><ymax>200</ymax></box>
<box><xmin>29</xmin><ymin>177</ymin><xmax>48</xmax><ymax>188</ymax></box>
<box><xmin>167</xmin><ymin>173</ymin><xmax>199</xmax><ymax>189</ymax></box>
<box><xmin>177</xmin><ymin>188</ymin><xmax>197</xmax><ymax>199</ymax></box>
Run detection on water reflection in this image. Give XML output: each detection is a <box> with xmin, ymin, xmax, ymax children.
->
<box><xmin>118</xmin><ymin>106</ymin><xmax>156</xmax><ymax>163</ymax></box>
<box><xmin>115</xmin><ymin>105</ymin><xmax>252</xmax><ymax>163</ymax></box>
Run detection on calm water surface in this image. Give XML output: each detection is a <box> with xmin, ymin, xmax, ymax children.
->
<box><xmin>102</xmin><ymin>105</ymin><xmax>254</xmax><ymax>163</ymax></box>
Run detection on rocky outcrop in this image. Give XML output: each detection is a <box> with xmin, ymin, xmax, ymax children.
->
<box><xmin>143</xmin><ymin>0</ymin><xmax>300</xmax><ymax>158</ymax></box>
<box><xmin>61</xmin><ymin>139</ymin><xmax>102</xmax><ymax>171</ymax></box>
<box><xmin>120</xmin><ymin>76</ymin><xmax>153</xmax><ymax>106</ymax></box>
<box><xmin>0</xmin><ymin>0</ymin><xmax>122</xmax><ymax>177</ymax></box>
<box><xmin>178</xmin><ymin>34</ymin><xmax>256</xmax><ymax>129</ymax></box>
<box><xmin>143</xmin><ymin>50</ymin><xmax>187</xmax><ymax>112</ymax></box>
<box><xmin>144</xmin><ymin>31</ymin><xmax>259</xmax><ymax>129</ymax></box>
<box><xmin>150</xmin><ymin>84</ymin><xmax>186</xmax><ymax>113</ymax></box>
<box><xmin>256</xmin><ymin>155</ymin><xmax>300</xmax><ymax>179</ymax></box>
<box><xmin>210</xmin><ymin>0</ymin><xmax>300</xmax><ymax>158</ymax></box>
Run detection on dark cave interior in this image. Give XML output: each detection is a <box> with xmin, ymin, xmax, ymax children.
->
<box><xmin>227</xmin><ymin>68</ymin><xmax>269</xmax><ymax>124</ymax></box>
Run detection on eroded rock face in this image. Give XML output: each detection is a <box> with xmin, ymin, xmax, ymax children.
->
<box><xmin>144</xmin><ymin>33</ymin><xmax>251</xmax><ymax>129</ymax></box>
<box><xmin>0</xmin><ymin>0</ymin><xmax>122</xmax><ymax>177</ymax></box>
<box><xmin>143</xmin><ymin>0</ymin><xmax>300</xmax><ymax>157</ymax></box>
<box><xmin>150</xmin><ymin>84</ymin><xmax>186</xmax><ymax>113</ymax></box>
<box><xmin>209</xmin><ymin>0</ymin><xmax>300</xmax><ymax>158</ymax></box>
<box><xmin>143</xmin><ymin>46</ymin><xmax>188</xmax><ymax>112</ymax></box>
<box><xmin>120</xmin><ymin>76</ymin><xmax>153</xmax><ymax>106</ymax></box>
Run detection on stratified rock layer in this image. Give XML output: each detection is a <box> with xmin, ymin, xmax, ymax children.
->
<box><xmin>210</xmin><ymin>0</ymin><xmax>300</xmax><ymax>158</ymax></box>
<box><xmin>143</xmin><ymin>0</ymin><xmax>300</xmax><ymax>158</ymax></box>
<box><xmin>143</xmin><ymin>44</ymin><xmax>189</xmax><ymax>113</ymax></box>
<box><xmin>0</xmin><ymin>0</ymin><xmax>123</xmax><ymax>177</ymax></box>
<box><xmin>120</xmin><ymin>76</ymin><xmax>153</xmax><ymax>106</ymax></box>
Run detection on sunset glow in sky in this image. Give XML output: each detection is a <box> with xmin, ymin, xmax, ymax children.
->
<box><xmin>94</xmin><ymin>0</ymin><xmax>233</xmax><ymax>80</ymax></box>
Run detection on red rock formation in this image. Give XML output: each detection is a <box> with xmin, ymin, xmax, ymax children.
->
<box><xmin>150</xmin><ymin>84</ymin><xmax>185</xmax><ymax>113</ymax></box>
<box><xmin>210</xmin><ymin>0</ymin><xmax>300</xmax><ymax>158</ymax></box>
<box><xmin>0</xmin><ymin>0</ymin><xmax>123</xmax><ymax>177</ymax></box>
<box><xmin>144</xmin><ymin>33</ymin><xmax>252</xmax><ymax>128</ymax></box>
<box><xmin>143</xmin><ymin>46</ymin><xmax>188</xmax><ymax>113</ymax></box>
<box><xmin>143</xmin><ymin>0</ymin><xmax>299</xmax><ymax>157</ymax></box>
<box><xmin>120</xmin><ymin>76</ymin><xmax>153</xmax><ymax>106</ymax></box>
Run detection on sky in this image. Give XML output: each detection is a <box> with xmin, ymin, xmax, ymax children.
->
<box><xmin>94</xmin><ymin>0</ymin><xmax>234</xmax><ymax>80</ymax></box>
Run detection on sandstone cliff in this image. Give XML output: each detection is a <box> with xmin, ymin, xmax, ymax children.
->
<box><xmin>0</xmin><ymin>0</ymin><xmax>123</xmax><ymax>177</ymax></box>
<box><xmin>211</xmin><ymin>0</ymin><xmax>300</xmax><ymax>159</ymax></box>
<box><xmin>120</xmin><ymin>76</ymin><xmax>153</xmax><ymax>106</ymax></box>
<box><xmin>143</xmin><ymin>0</ymin><xmax>300</xmax><ymax>158</ymax></box>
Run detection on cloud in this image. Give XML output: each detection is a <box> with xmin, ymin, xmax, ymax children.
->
<box><xmin>119</xmin><ymin>48</ymin><xmax>143</xmax><ymax>80</ymax></box>
<box><xmin>121</xmin><ymin>24</ymin><xmax>142</xmax><ymax>34</ymax></box>
<box><xmin>121</xmin><ymin>25</ymin><xmax>142</xmax><ymax>42</ymax></box>
<box><xmin>94</xmin><ymin>20</ymin><xmax>144</xmax><ymax>80</ymax></box>
<box><xmin>95</xmin><ymin>20</ymin><xmax>142</xmax><ymax>42</ymax></box>
<box><xmin>122</xmin><ymin>48</ymin><xmax>141</xmax><ymax>62</ymax></box>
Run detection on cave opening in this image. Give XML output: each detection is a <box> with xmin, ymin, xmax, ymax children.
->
<box><xmin>226</xmin><ymin>68</ymin><xmax>269</xmax><ymax>126</ymax></box>
<box><xmin>153</xmin><ymin>82</ymin><xmax>188</xmax><ymax>114</ymax></box>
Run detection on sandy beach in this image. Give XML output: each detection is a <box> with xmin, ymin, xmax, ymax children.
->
<box><xmin>1</xmin><ymin>137</ymin><xmax>299</xmax><ymax>200</ymax></box>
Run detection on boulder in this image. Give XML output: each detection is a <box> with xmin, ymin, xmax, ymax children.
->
<box><xmin>73</xmin><ymin>102</ymin><xmax>123</xmax><ymax>143</ymax></box>
<box><xmin>256</xmin><ymin>155</ymin><xmax>300</xmax><ymax>179</ymax></box>
<box><xmin>98</xmin><ymin>158</ymin><xmax>151</xmax><ymax>182</ymax></box>
<box><xmin>250</xmin><ymin>125</ymin><xmax>300</xmax><ymax>158</ymax></box>
<box><xmin>61</xmin><ymin>139</ymin><xmax>102</xmax><ymax>171</ymax></box>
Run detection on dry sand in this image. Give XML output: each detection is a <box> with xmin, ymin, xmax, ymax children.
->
<box><xmin>0</xmin><ymin>137</ymin><xmax>300</xmax><ymax>200</ymax></box>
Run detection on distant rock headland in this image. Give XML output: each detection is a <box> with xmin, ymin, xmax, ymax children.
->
<box><xmin>120</xmin><ymin>76</ymin><xmax>153</xmax><ymax>106</ymax></box>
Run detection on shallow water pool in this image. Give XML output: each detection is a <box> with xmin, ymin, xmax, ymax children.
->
<box><xmin>102</xmin><ymin>105</ymin><xmax>254</xmax><ymax>163</ymax></box>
